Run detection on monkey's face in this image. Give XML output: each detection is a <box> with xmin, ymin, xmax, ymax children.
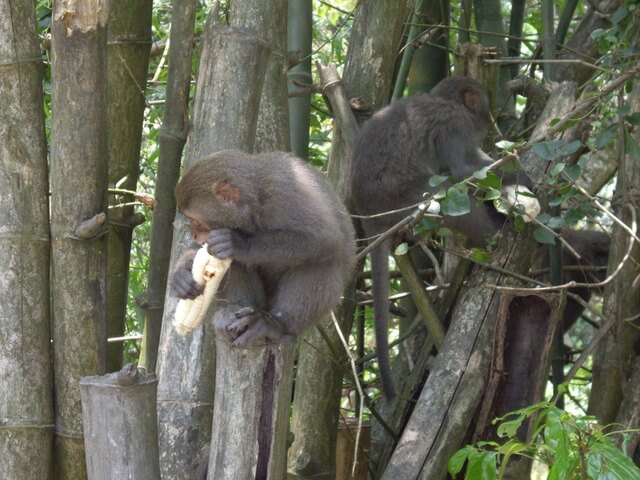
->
<box><xmin>181</xmin><ymin>208</ymin><xmax>210</xmax><ymax>243</ymax></box>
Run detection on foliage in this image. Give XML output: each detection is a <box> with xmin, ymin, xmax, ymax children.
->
<box><xmin>308</xmin><ymin>1</ymin><xmax>355</xmax><ymax>166</ymax></box>
<box><xmin>449</xmin><ymin>403</ymin><xmax>640</xmax><ymax>480</ymax></box>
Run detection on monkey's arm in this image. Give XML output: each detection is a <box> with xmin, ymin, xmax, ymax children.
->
<box><xmin>170</xmin><ymin>242</ymin><xmax>204</xmax><ymax>299</ymax></box>
<box><xmin>207</xmin><ymin>228</ymin><xmax>335</xmax><ymax>268</ymax></box>
<box><xmin>448</xmin><ymin>147</ymin><xmax>534</xmax><ymax>189</ymax></box>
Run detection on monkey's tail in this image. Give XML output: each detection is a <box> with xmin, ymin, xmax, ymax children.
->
<box><xmin>371</xmin><ymin>239</ymin><xmax>396</xmax><ymax>399</ymax></box>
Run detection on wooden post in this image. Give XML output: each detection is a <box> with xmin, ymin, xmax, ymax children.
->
<box><xmin>80</xmin><ymin>365</ymin><xmax>160</xmax><ymax>480</ymax></box>
<box><xmin>207</xmin><ymin>338</ymin><xmax>295</xmax><ymax>479</ymax></box>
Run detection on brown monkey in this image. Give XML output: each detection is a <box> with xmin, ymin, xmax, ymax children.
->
<box><xmin>170</xmin><ymin>150</ymin><xmax>356</xmax><ymax>346</ymax></box>
<box><xmin>351</xmin><ymin>76</ymin><xmax>533</xmax><ymax>398</ymax></box>
<box><xmin>549</xmin><ymin>229</ymin><xmax>610</xmax><ymax>329</ymax></box>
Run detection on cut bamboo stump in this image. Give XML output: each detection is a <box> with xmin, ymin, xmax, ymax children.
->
<box><xmin>80</xmin><ymin>365</ymin><xmax>160</xmax><ymax>480</ymax></box>
<box><xmin>206</xmin><ymin>337</ymin><xmax>295</xmax><ymax>480</ymax></box>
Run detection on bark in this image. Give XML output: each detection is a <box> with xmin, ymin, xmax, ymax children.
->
<box><xmin>229</xmin><ymin>0</ymin><xmax>290</xmax><ymax>153</ymax></box>
<box><xmin>588</xmin><ymin>80</ymin><xmax>640</xmax><ymax>424</ymax></box>
<box><xmin>0</xmin><ymin>0</ymin><xmax>53</xmax><ymax>477</ymax></box>
<box><xmin>407</xmin><ymin>0</ymin><xmax>449</xmax><ymax>94</ymax></box>
<box><xmin>380</xmin><ymin>82</ymin><xmax>579</xmax><ymax>480</ymax></box>
<box><xmin>392</xmin><ymin>0</ymin><xmax>429</xmax><ymax>100</ymax></box>
<box><xmin>507</xmin><ymin>0</ymin><xmax>525</xmax><ymax>78</ymax></box>
<box><xmin>141</xmin><ymin>0</ymin><xmax>197</xmax><ymax>374</ymax></box>
<box><xmin>473</xmin><ymin>0</ymin><xmax>513</xmax><ymax>116</ymax></box>
<box><xmin>330</xmin><ymin>0</ymin><xmax>408</xmax><ymax>203</ymax></box>
<box><xmin>287</xmin><ymin>0</ymin><xmax>313</xmax><ymax>159</ymax></box>
<box><xmin>105</xmin><ymin>0</ymin><xmax>152</xmax><ymax>372</ymax></box>
<box><xmin>80</xmin><ymin>365</ymin><xmax>160</xmax><ymax>480</ymax></box>
<box><xmin>474</xmin><ymin>292</ymin><xmax>564</xmax><ymax>479</ymax></box>
<box><xmin>156</xmin><ymin>19</ymin><xmax>270</xmax><ymax>479</ymax></box>
<box><xmin>50</xmin><ymin>0</ymin><xmax>110</xmax><ymax>477</ymax></box>
<box><xmin>206</xmin><ymin>339</ymin><xmax>295</xmax><ymax>479</ymax></box>
<box><xmin>555</xmin><ymin>0</ymin><xmax>625</xmax><ymax>87</ymax></box>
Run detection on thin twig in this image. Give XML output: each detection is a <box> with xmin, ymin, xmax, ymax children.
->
<box><xmin>331</xmin><ymin>311</ymin><xmax>364</xmax><ymax>478</ymax></box>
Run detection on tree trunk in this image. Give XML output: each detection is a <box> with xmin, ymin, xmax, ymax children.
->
<box><xmin>140</xmin><ymin>0</ymin><xmax>197</xmax><ymax>374</ymax></box>
<box><xmin>406</xmin><ymin>0</ymin><xmax>449</xmax><ymax>94</ymax></box>
<box><xmin>0</xmin><ymin>0</ymin><xmax>53</xmax><ymax>477</ymax></box>
<box><xmin>105</xmin><ymin>0</ymin><xmax>153</xmax><ymax>372</ymax></box>
<box><xmin>230</xmin><ymin>0</ymin><xmax>290</xmax><ymax>152</ymax></box>
<box><xmin>473</xmin><ymin>0</ymin><xmax>513</xmax><ymax>125</ymax></box>
<box><xmin>555</xmin><ymin>0</ymin><xmax>624</xmax><ymax>86</ymax></box>
<box><xmin>50</xmin><ymin>1</ymin><xmax>110</xmax><ymax>478</ymax></box>
<box><xmin>156</xmin><ymin>19</ymin><xmax>270</xmax><ymax>479</ymax></box>
<box><xmin>588</xmin><ymin>79</ymin><xmax>640</xmax><ymax>424</ymax></box>
<box><xmin>80</xmin><ymin>365</ymin><xmax>160</xmax><ymax>480</ymax></box>
<box><xmin>287</xmin><ymin>0</ymin><xmax>313</xmax><ymax>159</ymax></box>
<box><xmin>206</xmin><ymin>339</ymin><xmax>295</xmax><ymax>479</ymax></box>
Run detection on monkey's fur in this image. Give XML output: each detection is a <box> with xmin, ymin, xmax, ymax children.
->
<box><xmin>547</xmin><ymin>229</ymin><xmax>610</xmax><ymax>329</ymax></box>
<box><xmin>351</xmin><ymin>77</ymin><xmax>532</xmax><ymax>398</ymax></box>
<box><xmin>171</xmin><ymin>150</ymin><xmax>356</xmax><ymax>346</ymax></box>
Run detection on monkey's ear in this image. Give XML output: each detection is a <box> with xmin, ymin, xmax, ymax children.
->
<box><xmin>213</xmin><ymin>180</ymin><xmax>241</xmax><ymax>205</ymax></box>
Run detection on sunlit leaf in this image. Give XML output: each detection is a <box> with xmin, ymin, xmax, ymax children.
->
<box><xmin>394</xmin><ymin>243</ymin><xmax>409</xmax><ymax>255</ymax></box>
<box><xmin>441</xmin><ymin>184</ymin><xmax>470</xmax><ymax>216</ymax></box>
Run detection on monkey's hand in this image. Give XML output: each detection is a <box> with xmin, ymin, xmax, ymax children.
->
<box><xmin>207</xmin><ymin>228</ymin><xmax>249</xmax><ymax>260</ymax></box>
<box><xmin>170</xmin><ymin>249</ymin><xmax>202</xmax><ymax>299</ymax></box>
<box><xmin>174</xmin><ymin>245</ymin><xmax>232</xmax><ymax>336</ymax></box>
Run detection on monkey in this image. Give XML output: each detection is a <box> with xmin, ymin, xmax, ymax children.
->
<box><xmin>170</xmin><ymin>150</ymin><xmax>356</xmax><ymax>346</ymax></box>
<box><xmin>543</xmin><ymin>229</ymin><xmax>610</xmax><ymax>329</ymax></box>
<box><xmin>350</xmin><ymin>76</ymin><xmax>535</xmax><ymax>398</ymax></box>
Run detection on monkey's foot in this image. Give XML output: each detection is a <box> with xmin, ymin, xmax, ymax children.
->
<box><xmin>214</xmin><ymin>306</ymin><xmax>286</xmax><ymax>346</ymax></box>
<box><xmin>232</xmin><ymin>319</ymin><xmax>284</xmax><ymax>347</ymax></box>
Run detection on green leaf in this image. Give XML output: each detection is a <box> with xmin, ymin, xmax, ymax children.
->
<box><xmin>558</xmin><ymin>140</ymin><xmax>582</xmax><ymax>156</ymax></box>
<box><xmin>536</xmin><ymin>213</ymin><xmax>552</xmax><ymax>224</ymax></box>
<box><xmin>473</xmin><ymin>166</ymin><xmax>490</xmax><ymax>179</ymax></box>
<box><xmin>483</xmin><ymin>187</ymin><xmax>502</xmax><ymax>201</ymax></box>
<box><xmin>564</xmin><ymin>164</ymin><xmax>582</xmax><ymax>181</ymax></box>
<box><xmin>475</xmin><ymin>171</ymin><xmax>502</xmax><ymax>189</ymax></box>
<box><xmin>547</xmin><ymin>216</ymin><xmax>566</xmax><ymax>229</ymax></box>
<box><xmin>534</xmin><ymin>228</ymin><xmax>556</xmax><ymax>244</ymax></box>
<box><xmin>513</xmin><ymin>215</ymin><xmax>526</xmax><ymax>231</ymax></box>
<box><xmin>441</xmin><ymin>184</ymin><xmax>471</xmax><ymax>216</ymax></box>
<box><xmin>626</xmin><ymin>112</ymin><xmax>640</xmax><ymax>125</ymax></box>
<box><xmin>429</xmin><ymin>174</ymin><xmax>450</xmax><ymax>188</ymax></box>
<box><xmin>595</xmin><ymin>125</ymin><xmax>616</xmax><ymax>148</ymax></box>
<box><xmin>590</xmin><ymin>441</ymin><xmax>640</xmax><ymax>478</ymax></box>
<box><xmin>414</xmin><ymin>217</ymin><xmax>438</xmax><ymax>236</ymax></box>
<box><xmin>549</xmin><ymin>196</ymin><xmax>564</xmax><ymax>207</ymax></box>
<box><xmin>611</xmin><ymin>4</ymin><xmax>629</xmax><ymax>24</ymax></box>
<box><xmin>550</xmin><ymin>163</ymin><xmax>565</xmax><ymax>176</ymax></box>
<box><xmin>448</xmin><ymin>445</ymin><xmax>474</xmax><ymax>476</ymax></box>
<box><xmin>467</xmin><ymin>450</ymin><xmax>497</xmax><ymax>480</ymax></box>
<box><xmin>500</xmin><ymin>157</ymin><xmax>524</xmax><ymax>174</ymax></box>
<box><xmin>437</xmin><ymin>226</ymin><xmax>454</xmax><ymax>238</ymax></box>
<box><xmin>532</xmin><ymin>140</ymin><xmax>564</xmax><ymax>160</ymax></box>
<box><xmin>497</xmin><ymin>417</ymin><xmax>525</xmax><ymax>438</ymax></box>
<box><xmin>533</xmin><ymin>140</ymin><xmax>581</xmax><ymax>160</ymax></box>
<box><xmin>497</xmin><ymin>440</ymin><xmax>529</xmax><ymax>478</ymax></box>
<box><xmin>627</xmin><ymin>136</ymin><xmax>640</xmax><ymax>161</ymax></box>
<box><xmin>470</xmin><ymin>248</ymin><xmax>493</xmax><ymax>262</ymax></box>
